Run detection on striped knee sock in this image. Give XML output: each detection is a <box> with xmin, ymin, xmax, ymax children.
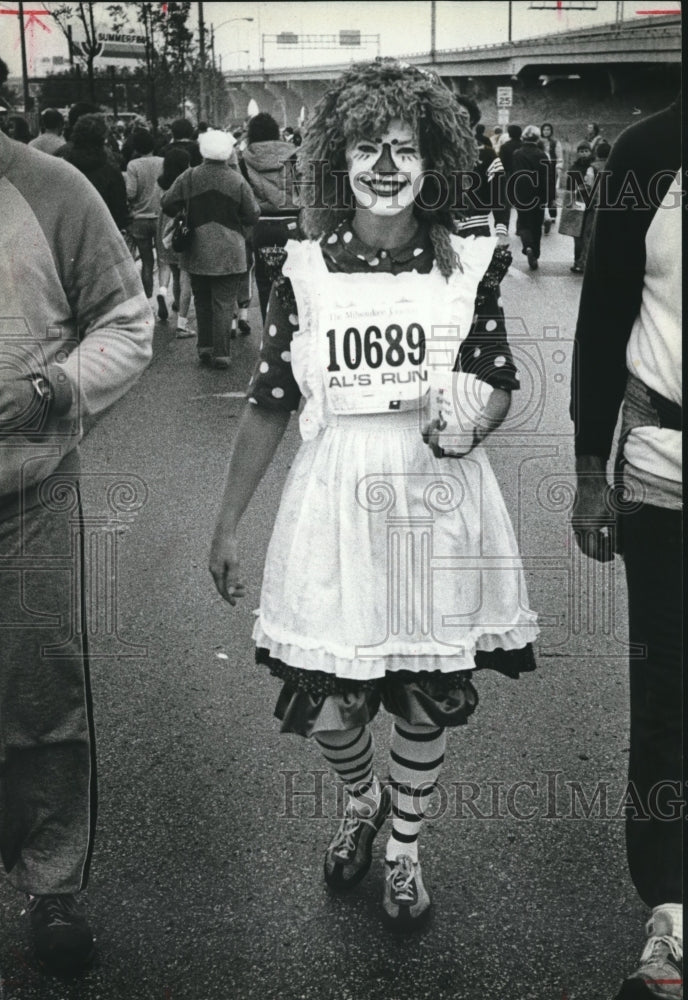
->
<box><xmin>386</xmin><ymin>721</ymin><xmax>446</xmax><ymax>863</ymax></box>
<box><xmin>314</xmin><ymin>727</ymin><xmax>379</xmax><ymax>816</ymax></box>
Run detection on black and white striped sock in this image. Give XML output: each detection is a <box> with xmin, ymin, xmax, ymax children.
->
<box><xmin>386</xmin><ymin>721</ymin><xmax>446</xmax><ymax>863</ymax></box>
<box><xmin>315</xmin><ymin>726</ymin><xmax>379</xmax><ymax>816</ymax></box>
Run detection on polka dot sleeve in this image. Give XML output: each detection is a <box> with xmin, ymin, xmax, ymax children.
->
<box><xmin>456</xmin><ymin>288</ymin><xmax>520</xmax><ymax>392</ymax></box>
<box><xmin>246</xmin><ymin>277</ymin><xmax>302</xmax><ymax>413</ymax></box>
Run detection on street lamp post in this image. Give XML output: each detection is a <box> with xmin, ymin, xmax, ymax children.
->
<box><xmin>211</xmin><ymin>15</ymin><xmax>254</xmax><ymax>70</ymax></box>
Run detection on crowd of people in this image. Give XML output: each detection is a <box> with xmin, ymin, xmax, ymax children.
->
<box><xmin>0</xmin><ymin>51</ymin><xmax>682</xmax><ymax>1000</ymax></box>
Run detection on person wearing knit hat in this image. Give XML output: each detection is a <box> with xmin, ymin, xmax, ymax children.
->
<box><xmin>161</xmin><ymin>129</ymin><xmax>259</xmax><ymax>368</ymax></box>
<box><xmin>511</xmin><ymin>124</ymin><xmax>550</xmax><ymax>270</ymax></box>
<box><xmin>198</xmin><ymin>127</ymin><xmax>235</xmax><ymax>162</ymax></box>
<box><xmin>209</xmin><ymin>58</ymin><xmax>537</xmax><ymax>932</ymax></box>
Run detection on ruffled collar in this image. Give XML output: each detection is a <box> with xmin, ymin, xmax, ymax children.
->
<box><xmin>319</xmin><ymin>218</ymin><xmax>434</xmax><ymax>273</ymax></box>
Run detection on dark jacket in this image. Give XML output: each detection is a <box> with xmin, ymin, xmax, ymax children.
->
<box><xmin>63</xmin><ymin>144</ymin><xmax>130</xmax><ymax>230</ymax></box>
<box><xmin>164</xmin><ymin>138</ymin><xmax>203</xmax><ymax>168</ymax></box>
<box><xmin>511</xmin><ymin>142</ymin><xmax>550</xmax><ymax>206</ymax></box>
<box><xmin>498</xmin><ymin>137</ymin><xmax>521</xmax><ymax>177</ymax></box>
<box><xmin>566</xmin><ymin>157</ymin><xmax>598</xmax><ymax>202</ymax></box>
<box><xmin>240</xmin><ymin>140</ymin><xmax>298</xmax><ymax>214</ymax></box>
<box><xmin>570</xmin><ymin>100</ymin><xmax>681</xmax><ymax>459</ymax></box>
<box><xmin>161</xmin><ymin>161</ymin><xmax>260</xmax><ymax>275</ymax></box>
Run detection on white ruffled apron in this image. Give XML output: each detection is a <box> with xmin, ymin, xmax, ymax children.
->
<box><xmin>253</xmin><ymin>235</ymin><xmax>538</xmax><ymax>681</ymax></box>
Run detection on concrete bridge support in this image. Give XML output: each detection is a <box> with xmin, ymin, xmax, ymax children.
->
<box><xmin>284</xmin><ymin>79</ymin><xmax>328</xmax><ymax>125</ymax></box>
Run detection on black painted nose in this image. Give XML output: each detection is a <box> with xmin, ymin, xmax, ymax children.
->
<box><xmin>372</xmin><ymin>143</ymin><xmax>396</xmax><ymax>175</ymax></box>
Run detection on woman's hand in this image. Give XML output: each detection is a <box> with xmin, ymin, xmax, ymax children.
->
<box><xmin>209</xmin><ymin>531</ymin><xmax>246</xmax><ymax>606</ymax></box>
<box><xmin>422</xmin><ymin>387</ymin><xmax>511</xmax><ymax>458</ymax></box>
<box><xmin>421</xmin><ymin>418</ymin><xmax>477</xmax><ymax>458</ymax></box>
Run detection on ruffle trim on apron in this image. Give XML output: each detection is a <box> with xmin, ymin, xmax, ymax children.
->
<box><xmin>253</xmin><ymin>618</ymin><xmax>538</xmax><ymax>681</ymax></box>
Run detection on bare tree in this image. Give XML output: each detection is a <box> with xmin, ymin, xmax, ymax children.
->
<box><xmin>42</xmin><ymin>2</ymin><xmax>104</xmax><ymax>102</ymax></box>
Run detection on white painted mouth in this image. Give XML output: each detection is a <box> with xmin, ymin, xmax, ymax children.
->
<box><xmin>362</xmin><ymin>176</ymin><xmax>409</xmax><ymax>197</ymax></box>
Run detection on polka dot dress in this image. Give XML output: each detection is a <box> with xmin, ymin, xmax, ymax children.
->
<box><xmin>247</xmin><ymin>222</ymin><xmax>519</xmax><ymax>412</ymax></box>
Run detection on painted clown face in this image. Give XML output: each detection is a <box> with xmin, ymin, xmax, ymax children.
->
<box><xmin>345</xmin><ymin>118</ymin><xmax>425</xmax><ymax>216</ymax></box>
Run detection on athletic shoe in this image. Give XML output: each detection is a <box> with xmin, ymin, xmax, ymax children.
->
<box><xmin>615</xmin><ymin>910</ymin><xmax>683</xmax><ymax>999</ymax></box>
<box><xmin>27</xmin><ymin>893</ymin><xmax>95</xmax><ymax>976</ymax></box>
<box><xmin>171</xmin><ymin>300</ymin><xmax>179</xmax><ymax>312</ymax></box>
<box><xmin>156</xmin><ymin>294</ymin><xmax>168</xmax><ymax>321</ymax></box>
<box><xmin>324</xmin><ymin>783</ymin><xmax>391</xmax><ymax>891</ymax></box>
<box><xmin>382</xmin><ymin>855</ymin><xmax>432</xmax><ymax>932</ymax></box>
<box><xmin>176</xmin><ymin>327</ymin><xmax>195</xmax><ymax>339</ymax></box>
<box><xmin>238</xmin><ymin>319</ymin><xmax>251</xmax><ymax>337</ymax></box>
<box><xmin>526</xmin><ymin>247</ymin><xmax>538</xmax><ymax>271</ymax></box>
<box><xmin>211</xmin><ymin>356</ymin><xmax>230</xmax><ymax>370</ymax></box>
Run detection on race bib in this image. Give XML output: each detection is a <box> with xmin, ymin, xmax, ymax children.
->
<box><xmin>318</xmin><ymin>298</ymin><xmax>430</xmax><ymax>414</ymax></box>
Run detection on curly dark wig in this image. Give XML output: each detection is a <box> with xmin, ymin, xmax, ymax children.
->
<box><xmin>298</xmin><ymin>60</ymin><xmax>477</xmax><ymax>276</ymax></box>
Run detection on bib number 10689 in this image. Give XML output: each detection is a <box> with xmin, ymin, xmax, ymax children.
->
<box><xmin>326</xmin><ymin>323</ymin><xmax>426</xmax><ymax>372</ymax></box>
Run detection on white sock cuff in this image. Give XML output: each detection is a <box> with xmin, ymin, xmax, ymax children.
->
<box><xmin>385</xmin><ymin>835</ymin><xmax>418</xmax><ymax>864</ymax></box>
<box><xmin>158</xmin><ymin>286</ymin><xmax>167</xmax><ymax>296</ymax></box>
<box><xmin>652</xmin><ymin>903</ymin><xmax>683</xmax><ymax>938</ymax></box>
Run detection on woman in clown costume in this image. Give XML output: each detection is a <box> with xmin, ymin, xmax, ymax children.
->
<box><xmin>210</xmin><ymin>61</ymin><xmax>538</xmax><ymax>932</ymax></box>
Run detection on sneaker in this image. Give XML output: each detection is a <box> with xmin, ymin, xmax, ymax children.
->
<box><xmin>525</xmin><ymin>247</ymin><xmax>539</xmax><ymax>271</ymax></box>
<box><xmin>156</xmin><ymin>294</ymin><xmax>168</xmax><ymax>321</ymax></box>
<box><xmin>211</xmin><ymin>356</ymin><xmax>230</xmax><ymax>370</ymax></box>
<box><xmin>27</xmin><ymin>893</ymin><xmax>95</xmax><ymax>976</ymax></box>
<box><xmin>382</xmin><ymin>855</ymin><xmax>432</xmax><ymax>932</ymax></box>
<box><xmin>616</xmin><ymin>910</ymin><xmax>683</xmax><ymax>999</ymax></box>
<box><xmin>238</xmin><ymin>319</ymin><xmax>251</xmax><ymax>337</ymax></box>
<box><xmin>324</xmin><ymin>783</ymin><xmax>392</xmax><ymax>891</ymax></box>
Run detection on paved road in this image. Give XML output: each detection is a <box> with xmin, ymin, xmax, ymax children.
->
<box><xmin>0</xmin><ymin>228</ymin><xmax>641</xmax><ymax>1000</ymax></box>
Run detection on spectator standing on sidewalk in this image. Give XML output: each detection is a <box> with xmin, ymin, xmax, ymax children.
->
<box><xmin>565</xmin><ymin>140</ymin><xmax>599</xmax><ymax>274</ymax></box>
<box><xmin>570</xmin><ymin>97</ymin><xmax>682</xmax><ymax>1000</ymax></box>
<box><xmin>161</xmin><ymin>128</ymin><xmax>260</xmax><ymax>369</ymax></box>
<box><xmin>0</xmin><ymin>54</ymin><xmax>152</xmax><ymax>977</ymax></box>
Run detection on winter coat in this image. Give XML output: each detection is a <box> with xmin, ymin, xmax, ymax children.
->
<box><xmin>161</xmin><ymin>161</ymin><xmax>260</xmax><ymax>276</ymax></box>
<box><xmin>62</xmin><ymin>144</ymin><xmax>130</xmax><ymax>230</ymax></box>
<box><xmin>511</xmin><ymin>142</ymin><xmax>551</xmax><ymax>205</ymax></box>
<box><xmin>240</xmin><ymin>140</ymin><xmax>298</xmax><ymax>214</ymax></box>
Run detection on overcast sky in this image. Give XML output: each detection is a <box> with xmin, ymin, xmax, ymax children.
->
<box><xmin>0</xmin><ymin>1</ymin><xmax>680</xmax><ymax>77</ymax></box>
